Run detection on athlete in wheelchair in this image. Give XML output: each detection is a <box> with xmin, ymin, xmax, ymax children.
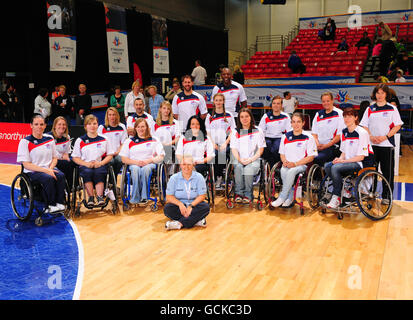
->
<box><xmin>268</xmin><ymin>112</ymin><xmax>318</xmax><ymax>215</ymax></box>
<box><xmin>175</xmin><ymin>115</ymin><xmax>216</xmax><ymax>206</ymax></box>
<box><xmin>225</xmin><ymin>108</ymin><xmax>270</xmax><ymax>210</ymax></box>
<box><xmin>12</xmin><ymin>115</ymin><xmax>70</xmax><ymax>226</ymax></box>
<box><xmin>318</xmin><ymin>107</ymin><xmax>393</xmax><ymax>220</ymax></box>
<box><xmin>71</xmin><ymin>115</ymin><xmax>119</xmax><ymax>216</ymax></box>
<box><xmin>119</xmin><ymin>118</ymin><xmax>166</xmax><ymax>211</ymax></box>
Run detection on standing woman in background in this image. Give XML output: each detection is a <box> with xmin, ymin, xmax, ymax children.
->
<box><xmin>360</xmin><ymin>84</ymin><xmax>403</xmax><ymax>203</ymax></box>
<box><xmin>53</xmin><ymin>85</ymin><xmax>73</xmax><ymax>125</ymax></box>
<box><xmin>109</xmin><ymin>86</ymin><xmax>126</xmax><ymax>123</ymax></box>
<box><xmin>98</xmin><ymin>107</ymin><xmax>128</xmax><ymax>182</ymax></box>
<box><xmin>48</xmin><ymin>116</ymin><xmax>74</xmax><ymax>189</ymax></box>
<box><xmin>124</xmin><ymin>80</ymin><xmax>145</xmax><ymax>119</ymax></box>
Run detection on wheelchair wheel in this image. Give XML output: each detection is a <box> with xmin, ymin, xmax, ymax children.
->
<box><xmin>11</xmin><ymin>174</ymin><xmax>34</xmax><ymax>221</ymax></box>
<box><xmin>224</xmin><ymin>161</ymin><xmax>234</xmax><ymax>201</ymax></box>
<box><xmin>355</xmin><ymin>169</ymin><xmax>393</xmax><ymax>221</ymax></box>
<box><xmin>157</xmin><ymin>163</ymin><xmax>168</xmax><ymax>206</ymax></box>
<box><xmin>119</xmin><ymin>164</ymin><xmax>129</xmax><ymax>204</ymax></box>
<box><xmin>107</xmin><ymin>166</ymin><xmax>119</xmax><ymax>214</ymax></box>
<box><xmin>206</xmin><ymin>165</ymin><xmax>215</xmax><ymax>206</ymax></box>
<box><xmin>268</xmin><ymin>162</ymin><xmax>282</xmax><ymax>202</ymax></box>
<box><xmin>261</xmin><ymin>161</ymin><xmax>271</xmax><ymax>205</ymax></box>
<box><xmin>306</xmin><ymin>164</ymin><xmax>324</xmax><ymax>210</ymax></box>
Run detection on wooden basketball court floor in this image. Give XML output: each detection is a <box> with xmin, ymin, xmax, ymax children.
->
<box><xmin>2</xmin><ymin>146</ymin><xmax>413</xmax><ymax>300</ymax></box>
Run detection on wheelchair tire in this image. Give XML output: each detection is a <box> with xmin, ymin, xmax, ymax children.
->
<box><xmin>11</xmin><ymin>174</ymin><xmax>34</xmax><ymax>221</ymax></box>
<box><xmin>306</xmin><ymin>164</ymin><xmax>324</xmax><ymax>210</ymax></box>
<box><xmin>206</xmin><ymin>165</ymin><xmax>215</xmax><ymax>206</ymax></box>
<box><xmin>268</xmin><ymin>162</ymin><xmax>282</xmax><ymax>202</ymax></box>
<box><xmin>224</xmin><ymin>162</ymin><xmax>234</xmax><ymax>200</ymax></box>
<box><xmin>157</xmin><ymin>163</ymin><xmax>168</xmax><ymax>206</ymax></box>
<box><xmin>119</xmin><ymin>164</ymin><xmax>128</xmax><ymax>204</ymax></box>
<box><xmin>355</xmin><ymin>169</ymin><xmax>393</xmax><ymax>221</ymax></box>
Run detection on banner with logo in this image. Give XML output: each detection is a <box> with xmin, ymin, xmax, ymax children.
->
<box><xmin>47</xmin><ymin>0</ymin><xmax>76</xmax><ymax>72</ymax></box>
<box><xmin>245</xmin><ymin>76</ymin><xmax>355</xmax><ymax>85</ymax></box>
<box><xmin>300</xmin><ymin>9</ymin><xmax>413</xmax><ymax>30</ymax></box>
<box><xmin>194</xmin><ymin>83</ymin><xmax>413</xmax><ymax>109</ymax></box>
<box><xmin>152</xmin><ymin>16</ymin><xmax>169</xmax><ymax>74</ymax></box>
<box><xmin>0</xmin><ymin>123</ymin><xmax>32</xmax><ymax>153</ymax></box>
<box><xmin>104</xmin><ymin>3</ymin><xmax>130</xmax><ymax>73</ymax></box>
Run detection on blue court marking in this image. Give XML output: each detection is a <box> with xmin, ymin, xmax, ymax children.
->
<box><xmin>0</xmin><ymin>184</ymin><xmax>81</xmax><ymax>300</ymax></box>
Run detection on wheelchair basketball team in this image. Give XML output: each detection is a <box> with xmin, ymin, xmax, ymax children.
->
<box><xmin>15</xmin><ymin>83</ymin><xmax>403</xmax><ymax>229</ymax></box>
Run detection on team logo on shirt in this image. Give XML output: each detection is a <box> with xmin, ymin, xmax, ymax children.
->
<box><xmin>383</xmin><ymin>112</ymin><xmax>389</xmax><ymax>117</ymax></box>
<box><xmin>297</xmin><ymin>143</ymin><xmax>303</xmax><ymax>148</ymax></box>
<box><xmin>97</xmin><ymin>143</ymin><xmax>102</xmax><ymax>148</ymax></box>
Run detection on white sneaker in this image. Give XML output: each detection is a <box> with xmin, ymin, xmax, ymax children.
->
<box><xmin>281</xmin><ymin>198</ymin><xmax>294</xmax><ymax>208</ymax></box>
<box><xmin>194</xmin><ymin>218</ymin><xmax>207</xmax><ymax>228</ymax></box>
<box><xmin>165</xmin><ymin>220</ymin><xmax>182</xmax><ymax>230</ymax></box>
<box><xmin>343</xmin><ymin>189</ymin><xmax>352</xmax><ymax>199</ymax></box>
<box><xmin>327</xmin><ymin>195</ymin><xmax>341</xmax><ymax>209</ymax></box>
<box><xmin>56</xmin><ymin>203</ymin><xmax>66</xmax><ymax>211</ymax></box>
<box><xmin>271</xmin><ymin>197</ymin><xmax>285</xmax><ymax>208</ymax></box>
<box><xmin>48</xmin><ymin>205</ymin><xmax>61</xmax><ymax>213</ymax></box>
<box><xmin>215</xmin><ymin>176</ymin><xmax>223</xmax><ymax>189</ymax></box>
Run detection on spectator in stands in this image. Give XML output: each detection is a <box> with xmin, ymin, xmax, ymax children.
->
<box><xmin>0</xmin><ymin>84</ymin><xmax>18</xmax><ymax>121</ymax></box>
<box><xmin>51</xmin><ymin>86</ymin><xmax>60</xmax><ymax>104</ymax></box>
<box><xmin>73</xmin><ymin>84</ymin><xmax>93</xmax><ymax>125</ymax></box>
<box><xmin>109</xmin><ymin>85</ymin><xmax>126</xmax><ymax>123</ymax></box>
<box><xmin>143</xmin><ymin>86</ymin><xmax>151</xmax><ymax>112</ymax></box>
<box><xmin>374</xmin><ymin>74</ymin><xmax>389</xmax><ymax>83</ymax></box>
<box><xmin>53</xmin><ymin>85</ymin><xmax>73</xmax><ymax>125</ymax></box>
<box><xmin>379</xmin><ymin>39</ymin><xmax>397</xmax><ymax>76</ymax></box>
<box><xmin>336</xmin><ymin>37</ymin><xmax>349</xmax><ymax>53</ymax></box>
<box><xmin>191</xmin><ymin>60</ymin><xmax>207</xmax><ymax>86</ymax></box>
<box><xmin>321</xmin><ymin>17</ymin><xmax>336</xmax><ymax>41</ymax></box>
<box><xmin>33</xmin><ymin>88</ymin><xmax>52</xmax><ymax>120</ymax></box>
<box><xmin>233</xmin><ymin>65</ymin><xmax>245</xmax><ymax>85</ymax></box>
<box><xmin>124</xmin><ymin>80</ymin><xmax>145</xmax><ymax>119</ymax></box>
<box><xmin>282</xmin><ymin>91</ymin><xmax>298</xmax><ymax>117</ymax></box>
<box><xmin>379</xmin><ymin>22</ymin><xmax>392</xmax><ymax>41</ymax></box>
<box><xmin>370</xmin><ymin>39</ymin><xmax>382</xmax><ymax>73</ymax></box>
<box><xmin>394</xmin><ymin>52</ymin><xmax>411</xmax><ymax>75</ymax></box>
<box><xmin>215</xmin><ymin>64</ymin><xmax>225</xmax><ymax>84</ymax></box>
<box><xmin>355</xmin><ymin>31</ymin><xmax>372</xmax><ymax>53</ymax></box>
<box><xmin>288</xmin><ymin>50</ymin><xmax>306</xmax><ymax>74</ymax></box>
<box><xmin>147</xmin><ymin>85</ymin><xmax>164</xmax><ymax>118</ymax></box>
<box><xmin>165</xmin><ymin>81</ymin><xmax>182</xmax><ymax>103</ymax></box>
<box><xmin>395</xmin><ymin>70</ymin><xmax>406</xmax><ymax>83</ymax></box>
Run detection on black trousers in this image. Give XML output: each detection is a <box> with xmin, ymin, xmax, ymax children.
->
<box><xmin>164</xmin><ymin>202</ymin><xmax>210</xmax><ymax>228</ymax></box>
<box><xmin>372</xmin><ymin>146</ymin><xmax>395</xmax><ymax>197</ymax></box>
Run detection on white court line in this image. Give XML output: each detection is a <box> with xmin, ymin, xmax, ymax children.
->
<box><xmin>401</xmin><ymin>183</ymin><xmax>406</xmax><ymax>202</ymax></box>
<box><xmin>0</xmin><ymin>181</ymin><xmax>84</xmax><ymax>300</ymax></box>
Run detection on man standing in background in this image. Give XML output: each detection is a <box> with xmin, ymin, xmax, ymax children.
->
<box><xmin>191</xmin><ymin>60</ymin><xmax>207</xmax><ymax>86</ymax></box>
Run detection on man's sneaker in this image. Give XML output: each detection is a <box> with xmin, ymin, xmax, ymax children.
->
<box><xmin>281</xmin><ymin>198</ymin><xmax>294</xmax><ymax>208</ymax></box>
<box><xmin>87</xmin><ymin>196</ymin><xmax>95</xmax><ymax>207</ymax></box>
<box><xmin>327</xmin><ymin>195</ymin><xmax>341</xmax><ymax>209</ymax></box>
<box><xmin>48</xmin><ymin>205</ymin><xmax>61</xmax><ymax>213</ymax></box>
<box><xmin>165</xmin><ymin>220</ymin><xmax>182</xmax><ymax>230</ymax></box>
<box><xmin>235</xmin><ymin>195</ymin><xmax>243</xmax><ymax>203</ymax></box>
<box><xmin>343</xmin><ymin>189</ymin><xmax>352</xmax><ymax>199</ymax></box>
<box><xmin>55</xmin><ymin>203</ymin><xmax>66</xmax><ymax>211</ymax></box>
<box><xmin>242</xmin><ymin>197</ymin><xmax>251</xmax><ymax>204</ymax></box>
<box><xmin>194</xmin><ymin>218</ymin><xmax>207</xmax><ymax>228</ymax></box>
<box><xmin>96</xmin><ymin>196</ymin><xmax>105</xmax><ymax>206</ymax></box>
<box><xmin>271</xmin><ymin>197</ymin><xmax>285</xmax><ymax>208</ymax></box>
<box><xmin>215</xmin><ymin>176</ymin><xmax>223</xmax><ymax>190</ymax></box>
<box><xmin>381</xmin><ymin>198</ymin><xmax>390</xmax><ymax>205</ymax></box>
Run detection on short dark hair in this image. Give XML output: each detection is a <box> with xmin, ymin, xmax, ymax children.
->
<box><xmin>359</xmin><ymin>100</ymin><xmax>370</xmax><ymax>117</ymax></box>
<box><xmin>38</xmin><ymin>88</ymin><xmax>48</xmax><ymax>97</ymax></box>
<box><xmin>181</xmin><ymin>74</ymin><xmax>194</xmax><ymax>83</ymax></box>
<box><xmin>283</xmin><ymin>91</ymin><xmax>290</xmax><ymax>97</ymax></box>
<box><xmin>371</xmin><ymin>83</ymin><xmax>391</xmax><ymax>101</ymax></box>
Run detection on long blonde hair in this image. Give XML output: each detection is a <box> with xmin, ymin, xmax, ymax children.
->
<box><xmin>51</xmin><ymin>116</ymin><xmax>69</xmax><ymax>138</ymax></box>
<box><xmin>104</xmin><ymin>107</ymin><xmax>120</xmax><ymax>127</ymax></box>
<box><xmin>156</xmin><ymin>101</ymin><xmax>174</xmax><ymax>126</ymax></box>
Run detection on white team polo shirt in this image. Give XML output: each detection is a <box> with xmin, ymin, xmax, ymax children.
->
<box><xmin>151</xmin><ymin>120</ymin><xmax>181</xmax><ymax>146</ymax></box>
<box><xmin>45</xmin><ymin>132</ymin><xmax>71</xmax><ymax>160</ymax></box>
<box><xmin>205</xmin><ymin>111</ymin><xmax>236</xmax><ymax>145</ymax></box>
<box><xmin>211</xmin><ymin>80</ymin><xmax>247</xmax><ymax>117</ymax></box>
<box><xmin>359</xmin><ymin>103</ymin><xmax>403</xmax><ymax>147</ymax></box>
<box><xmin>175</xmin><ymin>135</ymin><xmax>215</xmax><ymax>163</ymax></box>
<box><xmin>258</xmin><ymin>111</ymin><xmax>292</xmax><ymax>139</ymax></box>
<box><xmin>172</xmin><ymin>91</ymin><xmax>208</xmax><ymax>133</ymax></box>
<box><xmin>17</xmin><ymin>134</ymin><xmax>58</xmax><ymax>173</ymax></box>
<box><xmin>279</xmin><ymin>130</ymin><xmax>318</xmax><ymax>163</ymax></box>
<box><xmin>230</xmin><ymin>127</ymin><xmax>266</xmax><ymax>159</ymax></box>
<box><xmin>72</xmin><ymin>134</ymin><xmax>115</xmax><ymax>162</ymax></box>
<box><xmin>98</xmin><ymin>124</ymin><xmax>128</xmax><ymax>152</ymax></box>
<box><xmin>311</xmin><ymin>107</ymin><xmax>345</xmax><ymax>145</ymax></box>
<box><xmin>119</xmin><ymin>136</ymin><xmax>165</xmax><ymax>161</ymax></box>
<box><xmin>340</xmin><ymin>126</ymin><xmax>373</xmax><ymax>168</ymax></box>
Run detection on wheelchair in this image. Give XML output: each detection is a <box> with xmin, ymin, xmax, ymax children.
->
<box><xmin>201</xmin><ymin>164</ymin><xmax>215</xmax><ymax>207</ymax></box>
<box><xmin>267</xmin><ymin>161</ymin><xmax>324</xmax><ymax>215</ymax></box>
<box><xmin>10</xmin><ymin>166</ymin><xmax>71</xmax><ymax>226</ymax></box>
<box><xmin>224</xmin><ymin>158</ymin><xmax>270</xmax><ymax>210</ymax></box>
<box><xmin>70</xmin><ymin>164</ymin><xmax>119</xmax><ymax>217</ymax></box>
<box><xmin>119</xmin><ymin>162</ymin><xmax>170</xmax><ymax>212</ymax></box>
<box><xmin>318</xmin><ymin>166</ymin><xmax>393</xmax><ymax>220</ymax></box>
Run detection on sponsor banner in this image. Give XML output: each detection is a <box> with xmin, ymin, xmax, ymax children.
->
<box><xmin>152</xmin><ymin>16</ymin><xmax>169</xmax><ymax>74</ymax></box>
<box><xmin>245</xmin><ymin>76</ymin><xmax>355</xmax><ymax>85</ymax></box>
<box><xmin>105</xmin><ymin>3</ymin><xmax>130</xmax><ymax>73</ymax></box>
<box><xmin>0</xmin><ymin>123</ymin><xmax>32</xmax><ymax>153</ymax></box>
<box><xmin>300</xmin><ymin>9</ymin><xmax>413</xmax><ymax>30</ymax></box>
<box><xmin>47</xmin><ymin>0</ymin><xmax>76</xmax><ymax>72</ymax></box>
<box><xmin>194</xmin><ymin>83</ymin><xmax>413</xmax><ymax>109</ymax></box>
